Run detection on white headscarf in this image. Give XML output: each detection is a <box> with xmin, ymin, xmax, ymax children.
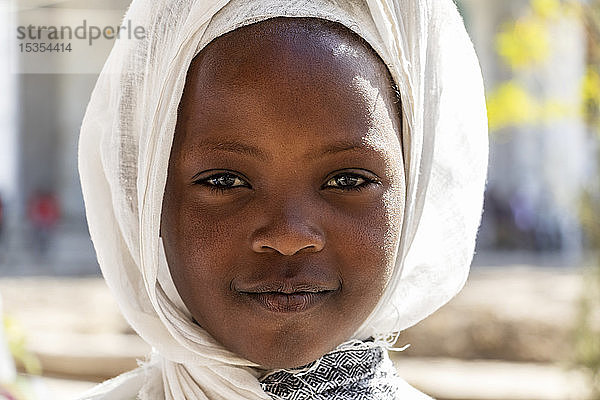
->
<box><xmin>78</xmin><ymin>0</ymin><xmax>488</xmax><ymax>398</ymax></box>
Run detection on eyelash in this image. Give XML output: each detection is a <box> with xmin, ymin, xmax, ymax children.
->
<box><xmin>194</xmin><ymin>173</ymin><xmax>249</xmax><ymax>194</ymax></box>
<box><xmin>322</xmin><ymin>173</ymin><xmax>378</xmax><ymax>191</ymax></box>
<box><xmin>193</xmin><ymin>172</ymin><xmax>378</xmax><ymax>193</ymax></box>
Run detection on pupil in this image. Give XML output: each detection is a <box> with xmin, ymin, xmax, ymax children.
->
<box><xmin>216</xmin><ymin>175</ymin><xmax>235</xmax><ymax>186</ymax></box>
<box><xmin>337</xmin><ymin>175</ymin><xmax>358</xmax><ymax>186</ymax></box>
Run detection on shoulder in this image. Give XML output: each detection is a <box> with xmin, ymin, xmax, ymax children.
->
<box><xmin>393</xmin><ymin>378</ymin><xmax>434</xmax><ymax>400</ymax></box>
<box><xmin>378</xmin><ymin>351</ymin><xmax>434</xmax><ymax>400</ymax></box>
<box><xmin>74</xmin><ymin>362</ymin><xmax>162</xmax><ymax>400</ymax></box>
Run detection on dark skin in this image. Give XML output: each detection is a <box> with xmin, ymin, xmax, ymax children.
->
<box><xmin>161</xmin><ymin>17</ymin><xmax>405</xmax><ymax>369</ymax></box>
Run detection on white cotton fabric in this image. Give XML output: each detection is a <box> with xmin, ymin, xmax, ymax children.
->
<box><xmin>77</xmin><ymin>0</ymin><xmax>488</xmax><ymax>398</ymax></box>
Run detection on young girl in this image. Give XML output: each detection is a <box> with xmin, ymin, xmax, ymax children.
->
<box><xmin>78</xmin><ymin>0</ymin><xmax>488</xmax><ymax>398</ymax></box>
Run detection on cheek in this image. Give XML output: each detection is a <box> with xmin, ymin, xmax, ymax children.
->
<box><xmin>161</xmin><ymin>185</ymin><xmax>247</xmax><ymax>298</ymax></box>
<box><xmin>329</xmin><ymin>186</ymin><xmax>403</xmax><ymax>306</ymax></box>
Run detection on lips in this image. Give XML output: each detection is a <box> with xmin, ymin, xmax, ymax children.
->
<box><xmin>234</xmin><ymin>279</ymin><xmax>338</xmax><ymax>313</ymax></box>
<box><xmin>245</xmin><ymin>291</ymin><xmax>333</xmax><ymax>313</ymax></box>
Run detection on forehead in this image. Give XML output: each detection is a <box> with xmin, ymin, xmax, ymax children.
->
<box><xmin>175</xmin><ymin>17</ymin><xmax>401</xmax><ymax>155</ymax></box>
<box><xmin>193</xmin><ymin>17</ymin><xmax>386</xmax><ymax>79</ymax></box>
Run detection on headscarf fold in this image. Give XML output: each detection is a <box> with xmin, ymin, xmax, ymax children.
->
<box><xmin>78</xmin><ymin>0</ymin><xmax>488</xmax><ymax>398</ymax></box>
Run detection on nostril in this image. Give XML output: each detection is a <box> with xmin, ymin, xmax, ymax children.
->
<box><xmin>250</xmin><ymin>219</ymin><xmax>326</xmax><ymax>255</ymax></box>
<box><xmin>302</xmin><ymin>244</ymin><xmax>318</xmax><ymax>252</ymax></box>
<box><xmin>258</xmin><ymin>245</ymin><xmax>275</xmax><ymax>253</ymax></box>
<box><xmin>254</xmin><ymin>242</ymin><xmax>323</xmax><ymax>256</ymax></box>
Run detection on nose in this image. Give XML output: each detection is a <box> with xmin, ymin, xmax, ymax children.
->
<box><xmin>250</xmin><ymin>202</ymin><xmax>325</xmax><ymax>256</ymax></box>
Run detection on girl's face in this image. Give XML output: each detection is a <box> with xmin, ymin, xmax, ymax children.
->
<box><xmin>161</xmin><ymin>18</ymin><xmax>405</xmax><ymax>369</ymax></box>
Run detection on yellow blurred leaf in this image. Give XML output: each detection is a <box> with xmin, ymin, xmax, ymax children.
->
<box><xmin>581</xmin><ymin>68</ymin><xmax>600</xmax><ymax>137</ymax></box>
<box><xmin>497</xmin><ymin>18</ymin><xmax>550</xmax><ymax>69</ymax></box>
<box><xmin>487</xmin><ymin>81</ymin><xmax>540</xmax><ymax>131</ymax></box>
<box><xmin>531</xmin><ymin>0</ymin><xmax>562</xmax><ymax>19</ymax></box>
<box><xmin>3</xmin><ymin>316</ymin><xmax>41</xmax><ymax>376</ymax></box>
<box><xmin>582</xmin><ymin>68</ymin><xmax>600</xmax><ymax>105</ymax></box>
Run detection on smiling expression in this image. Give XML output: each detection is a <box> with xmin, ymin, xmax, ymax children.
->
<box><xmin>160</xmin><ymin>17</ymin><xmax>405</xmax><ymax>369</ymax></box>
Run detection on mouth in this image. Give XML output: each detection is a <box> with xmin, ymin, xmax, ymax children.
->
<box><xmin>235</xmin><ymin>282</ymin><xmax>338</xmax><ymax>313</ymax></box>
<box><xmin>240</xmin><ymin>291</ymin><xmax>335</xmax><ymax>313</ymax></box>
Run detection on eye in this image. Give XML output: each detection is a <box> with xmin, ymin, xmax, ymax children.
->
<box><xmin>323</xmin><ymin>172</ymin><xmax>378</xmax><ymax>191</ymax></box>
<box><xmin>193</xmin><ymin>172</ymin><xmax>250</xmax><ymax>193</ymax></box>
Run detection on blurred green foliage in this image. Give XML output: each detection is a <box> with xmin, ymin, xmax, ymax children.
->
<box><xmin>3</xmin><ymin>315</ymin><xmax>41</xmax><ymax>376</ymax></box>
<box><xmin>497</xmin><ymin>17</ymin><xmax>550</xmax><ymax>69</ymax></box>
<box><xmin>486</xmin><ymin>0</ymin><xmax>600</xmax><ymax>395</ymax></box>
<box><xmin>0</xmin><ymin>315</ymin><xmax>42</xmax><ymax>400</ymax></box>
<box><xmin>574</xmin><ymin>265</ymin><xmax>600</xmax><ymax>397</ymax></box>
<box><xmin>575</xmin><ymin>1</ymin><xmax>600</xmax><ymax>395</ymax></box>
<box><xmin>486</xmin><ymin>0</ymin><xmax>581</xmax><ymax>131</ymax></box>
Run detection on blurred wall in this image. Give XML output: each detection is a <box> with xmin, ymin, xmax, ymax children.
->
<box><xmin>1</xmin><ymin>0</ymin><xmax>129</xmax><ymax>275</ymax></box>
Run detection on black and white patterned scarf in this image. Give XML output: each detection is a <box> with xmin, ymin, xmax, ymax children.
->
<box><xmin>259</xmin><ymin>341</ymin><xmax>426</xmax><ymax>400</ymax></box>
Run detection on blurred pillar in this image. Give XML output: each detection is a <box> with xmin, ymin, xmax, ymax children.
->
<box><xmin>10</xmin><ymin>1</ymin><xmax>129</xmax><ymax>274</ymax></box>
<box><xmin>17</xmin><ymin>3</ymin><xmax>130</xmax><ymax>224</ymax></box>
<box><xmin>537</xmin><ymin>17</ymin><xmax>588</xmax><ymax>258</ymax></box>
<box><xmin>0</xmin><ymin>1</ymin><xmax>19</xmax><ymax>223</ymax></box>
<box><xmin>505</xmin><ymin>15</ymin><xmax>588</xmax><ymax>260</ymax></box>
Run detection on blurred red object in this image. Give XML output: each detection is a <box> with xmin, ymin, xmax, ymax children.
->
<box><xmin>27</xmin><ymin>191</ymin><xmax>60</xmax><ymax>230</ymax></box>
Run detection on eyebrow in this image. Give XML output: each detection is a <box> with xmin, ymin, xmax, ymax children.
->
<box><xmin>194</xmin><ymin>139</ymin><xmax>367</xmax><ymax>161</ymax></box>
<box><xmin>304</xmin><ymin>140</ymin><xmax>366</xmax><ymax>161</ymax></box>
<box><xmin>195</xmin><ymin>139</ymin><xmax>270</xmax><ymax>162</ymax></box>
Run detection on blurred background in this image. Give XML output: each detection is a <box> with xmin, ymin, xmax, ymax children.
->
<box><xmin>0</xmin><ymin>0</ymin><xmax>599</xmax><ymax>399</ymax></box>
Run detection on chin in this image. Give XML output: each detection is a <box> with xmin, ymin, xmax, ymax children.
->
<box><xmin>247</xmin><ymin>348</ymin><xmax>330</xmax><ymax>370</ymax></box>
<box><xmin>237</xmin><ymin>331</ymin><xmax>341</xmax><ymax>370</ymax></box>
